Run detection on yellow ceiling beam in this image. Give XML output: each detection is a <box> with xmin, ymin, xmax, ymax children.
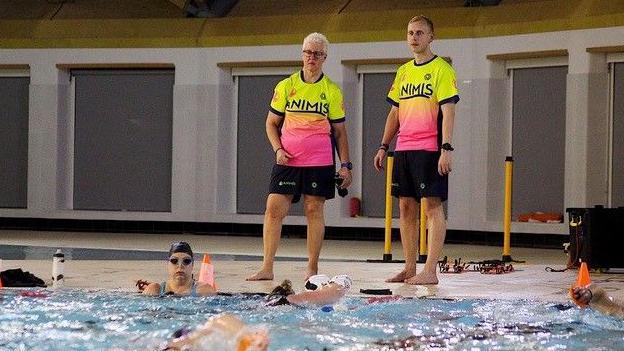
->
<box><xmin>1</xmin><ymin>0</ymin><xmax>624</xmax><ymax>48</ymax></box>
<box><xmin>166</xmin><ymin>0</ymin><xmax>187</xmax><ymax>11</ymax></box>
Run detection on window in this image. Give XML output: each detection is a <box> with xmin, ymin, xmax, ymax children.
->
<box><xmin>233</xmin><ymin>67</ymin><xmax>303</xmax><ymax>215</ymax></box>
<box><xmin>610</xmin><ymin>61</ymin><xmax>624</xmax><ymax>207</ymax></box>
<box><xmin>71</xmin><ymin>69</ymin><xmax>174</xmax><ymax>211</ymax></box>
<box><xmin>509</xmin><ymin>64</ymin><xmax>567</xmax><ymax>217</ymax></box>
<box><xmin>0</xmin><ymin>69</ymin><xmax>29</xmax><ymax>208</ymax></box>
<box><xmin>359</xmin><ymin>68</ymin><xmax>398</xmax><ymax>217</ymax></box>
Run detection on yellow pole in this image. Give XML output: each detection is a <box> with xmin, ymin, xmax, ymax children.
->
<box><xmin>418</xmin><ymin>199</ymin><xmax>427</xmax><ymax>262</ymax></box>
<box><xmin>503</xmin><ymin>156</ymin><xmax>513</xmax><ymax>262</ymax></box>
<box><xmin>383</xmin><ymin>152</ymin><xmax>394</xmax><ymax>261</ymax></box>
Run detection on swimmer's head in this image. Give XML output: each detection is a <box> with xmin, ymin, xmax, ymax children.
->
<box><xmin>238</xmin><ymin>327</ymin><xmax>270</xmax><ymax>351</ymax></box>
<box><xmin>168</xmin><ymin>242</ymin><xmax>194</xmax><ymax>284</ymax></box>
<box><xmin>304</xmin><ymin>274</ymin><xmax>331</xmax><ymax>291</ymax></box>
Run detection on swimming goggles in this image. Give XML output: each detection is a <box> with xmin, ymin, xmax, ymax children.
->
<box><xmin>304</xmin><ymin>274</ymin><xmax>352</xmax><ymax>291</ymax></box>
<box><xmin>169</xmin><ymin>257</ymin><xmax>193</xmax><ymax>266</ymax></box>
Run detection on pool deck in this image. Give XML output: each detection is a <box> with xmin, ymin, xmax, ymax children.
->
<box><xmin>2</xmin><ymin>230</ymin><xmax>623</xmax><ymax>302</ymax></box>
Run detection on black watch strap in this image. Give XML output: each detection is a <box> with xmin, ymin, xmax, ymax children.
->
<box><xmin>441</xmin><ymin>143</ymin><xmax>454</xmax><ymax>151</ymax></box>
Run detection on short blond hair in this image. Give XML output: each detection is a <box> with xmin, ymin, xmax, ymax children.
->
<box><xmin>409</xmin><ymin>15</ymin><xmax>434</xmax><ymax>33</ymax></box>
<box><xmin>302</xmin><ymin>32</ymin><xmax>329</xmax><ymax>53</ymax></box>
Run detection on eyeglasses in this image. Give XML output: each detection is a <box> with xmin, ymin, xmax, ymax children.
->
<box><xmin>302</xmin><ymin>50</ymin><xmax>326</xmax><ymax>59</ymax></box>
<box><xmin>169</xmin><ymin>257</ymin><xmax>193</xmax><ymax>266</ymax></box>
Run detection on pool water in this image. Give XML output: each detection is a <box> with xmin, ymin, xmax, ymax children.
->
<box><xmin>1</xmin><ymin>289</ymin><xmax>623</xmax><ymax>350</ymax></box>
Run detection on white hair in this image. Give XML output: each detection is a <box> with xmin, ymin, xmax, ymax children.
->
<box><xmin>302</xmin><ymin>32</ymin><xmax>329</xmax><ymax>53</ymax></box>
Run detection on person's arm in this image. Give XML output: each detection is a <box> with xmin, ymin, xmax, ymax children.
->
<box><xmin>266</xmin><ymin>111</ymin><xmax>291</xmax><ymax>165</ymax></box>
<box><xmin>588</xmin><ymin>286</ymin><xmax>624</xmax><ymax>318</ymax></box>
<box><xmin>332</xmin><ymin>122</ymin><xmax>352</xmax><ymax>188</ymax></box>
<box><xmin>373</xmin><ymin>106</ymin><xmax>399</xmax><ymax>171</ymax></box>
<box><xmin>195</xmin><ymin>282</ymin><xmax>218</xmax><ymax>296</ymax></box>
<box><xmin>143</xmin><ymin>282</ymin><xmax>161</xmax><ymax>296</ymax></box>
<box><xmin>438</xmin><ymin>102</ymin><xmax>455</xmax><ymax>176</ymax></box>
<box><xmin>286</xmin><ymin>283</ymin><xmax>347</xmax><ymax>306</ymax></box>
<box><xmin>572</xmin><ymin>285</ymin><xmax>624</xmax><ymax>318</ymax></box>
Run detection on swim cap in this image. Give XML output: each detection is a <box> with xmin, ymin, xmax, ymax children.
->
<box><xmin>169</xmin><ymin>241</ymin><xmax>193</xmax><ymax>257</ymax></box>
<box><xmin>329</xmin><ymin>275</ymin><xmax>352</xmax><ymax>290</ymax></box>
<box><xmin>304</xmin><ymin>274</ymin><xmax>330</xmax><ymax>291</ymax></box>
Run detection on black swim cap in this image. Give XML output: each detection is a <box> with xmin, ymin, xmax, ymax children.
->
<box><xmin>168</xmin><ymin>241</ymin><xmax>193</xmax><ymax>257</ymax></box>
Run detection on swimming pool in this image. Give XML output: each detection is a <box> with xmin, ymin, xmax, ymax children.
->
<box><xmin>1</xmin><ymin>289</ymin><xmax>623</xmax><ymax>350</ymax></box>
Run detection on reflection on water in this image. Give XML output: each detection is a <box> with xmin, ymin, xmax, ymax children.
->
<box><xmin>1</xmin><ymin>289</ymin><xmax>623</xmax><ymax>351</ymax></box>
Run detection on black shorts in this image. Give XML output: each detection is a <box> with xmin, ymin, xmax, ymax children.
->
<box><xmin>391</xmin><ymin>150</ymin><xmax>448</xmax><ymax>202</ymax></box>
<box><xmin>268</xmin><ymin>164</ymin><xmax>335</xmax><ymax>203</ymax></box>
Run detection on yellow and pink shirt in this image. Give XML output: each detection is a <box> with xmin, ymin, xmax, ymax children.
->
<box><xmin>269</xmin><ymin>71</ymin><xmax>345</xmax><ymax>167</ymax></box>
<box><xmin>387</xmin><ymin>56</ymin><xmax>459</xmax><ymax>152</ymax></box>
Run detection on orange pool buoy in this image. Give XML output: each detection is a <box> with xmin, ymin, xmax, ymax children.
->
<box><xmin>570</xmin><ymin>261</ymin><xmax>591</xmax><ymax>307</ymax></box>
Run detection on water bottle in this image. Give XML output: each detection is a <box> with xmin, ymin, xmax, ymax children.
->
<box><xmin>52</xmin><ymin>249</ymin><xmax>65</xmax><ymax>288</ymax></box>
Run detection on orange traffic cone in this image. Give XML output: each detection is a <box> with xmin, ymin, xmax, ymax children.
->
<box><xmin>198</xmin><ymin>253</ymin><xmax>216</xmax><ymax>288</ymax></box>
<box><xmin>575</xmin><ymin>262</ymin><xmax>591</xmax><ymax>288</ymax></box>
<box><xmin>570</xmin><ymin>261</ymin><xmax>591</xmax><ymax>307</ymax></box>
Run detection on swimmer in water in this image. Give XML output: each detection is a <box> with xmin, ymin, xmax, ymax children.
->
<box><xmin>265</xmin><ymin>274</ymin><xmax>352</xmax><ymax>306</ymax></box>
<box><xmin>163</xmin><ymin>313</ymin><xmax>269</xmax><ymax>351</ymax></box>
<box><xmin>571</xmin><ymin>284</ymin><xmax>624</xmax><ymax>318</ymax></box>
<box><xmin>141</xmin><ymin>242</ymin><xmax>216</xmax><ymax>297</ymax></box>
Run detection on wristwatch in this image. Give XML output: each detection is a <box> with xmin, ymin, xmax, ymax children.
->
<box><xmin>340</xmin><ymin>161</ymin><xmax>353</xmax><ymax>170</ymax></box>
<box><xmin>441</xmin><ymin>143</ymin><xmax>454</xmax><ymax>151</ymax></box>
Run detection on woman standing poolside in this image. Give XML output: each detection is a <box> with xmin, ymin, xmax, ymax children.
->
<box><xmin>142</xmin><ymin>242</ymin><xmax>217</xmax><ymax>297</ymax></box>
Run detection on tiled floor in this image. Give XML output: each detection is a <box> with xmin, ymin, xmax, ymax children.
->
<box><xmin>1</xmin><ymin>230</ymin><xmax>623</xmax><ymax>303</ymax></box>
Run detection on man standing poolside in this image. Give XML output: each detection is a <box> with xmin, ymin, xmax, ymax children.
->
<box><xmin>373</xmin><ymin>15</ymin><xmax>459</xmax><ymax>285</ymax></box>
<box><xmin>247</xmin><ymin>32</ymin><xmax>352</xmax><ymax>281</ymax></box>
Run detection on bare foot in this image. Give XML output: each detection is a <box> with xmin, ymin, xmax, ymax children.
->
<box><xmin>404</xmin><ymin>271</ymin><xmax>438</xmax><ymax>285</ymax></box>
<box><xmin>246</xmin><ymin>269</ymin><xmax>274</xmax><ymax>281</ymax></box>
<box><xmin>385</xmin><ymin>270</ymin><xmax>416</xmax><ymax>283</ymax></box>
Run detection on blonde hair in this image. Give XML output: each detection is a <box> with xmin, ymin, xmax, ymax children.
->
<box><xmin>409</xmin><ymin>15</ymin><xmax>434</xmax><ymax>33</ymax></box>
<box><xmin>302</xmin><ymin>32</ymin><xmax>329</xmax><ymax>53</ymax></box>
